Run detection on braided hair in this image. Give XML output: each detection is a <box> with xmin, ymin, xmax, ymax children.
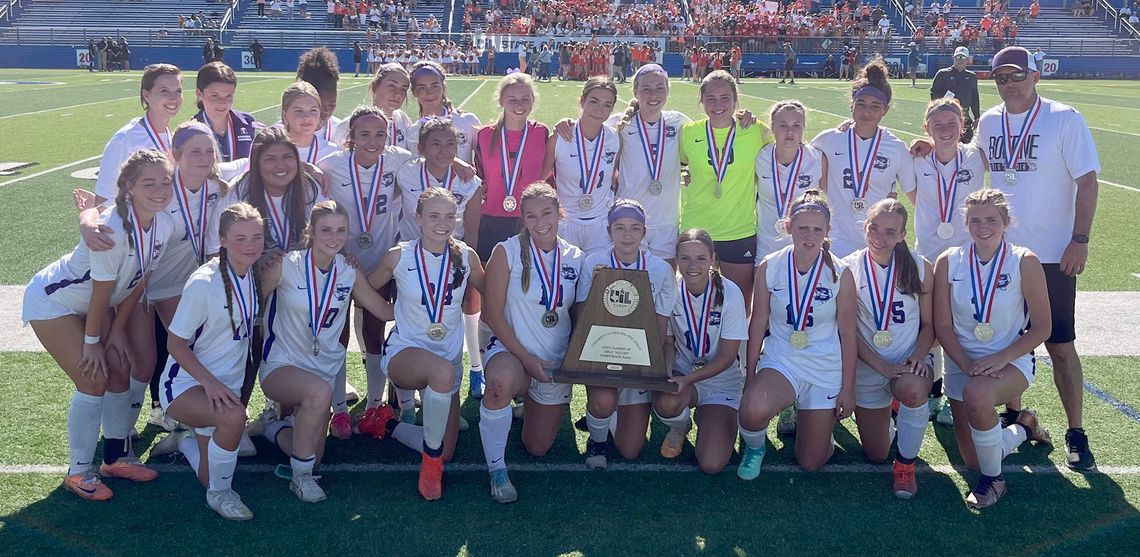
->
<box><xmin>216</xmin><ymin>202</ymin><xmax>264</xmax><ymax>338</ymax></box>
<box><xmin>114</xmin><ymin>149</ymin><xmax>172</xmax><ymax>253</ymax></box>
<box><xmin>516</xmin><ymin>182</ymin><xmax>560</xmax><ymax>294</ymax></box>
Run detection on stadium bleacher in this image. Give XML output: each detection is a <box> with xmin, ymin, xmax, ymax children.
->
<box><xmin>0</xmin><ymin>0</ymin><xmax>228</xmax><ymax>46</ymax></box>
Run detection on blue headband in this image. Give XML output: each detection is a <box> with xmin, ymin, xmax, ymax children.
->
<box><xmin>412</xmin><ymin>65</ymin><xmax>445</xmax><ymax>81</ymax></box>
<box><xmin>608</xmin><ymin>200</ymin><xmax>646</xmax><ymax>225</ymax></box>
<box><xmin>853</xmin><ymin>85</ymin><xmax>890</xmax><ymax>104</ymax></box>
<box><xmin>792</xmin><ymin>202</ymin><xmax>831</xmax><ymax>220</ymax></box>
<box><xmin>634</xmin><ymin>63</ymin><xmax>667</xmax><ymax>79</ymax></box>
<box><xmin>172</xmin><ymin>121</ymin><xmax>213</xmax><ymax>150</ymax></box>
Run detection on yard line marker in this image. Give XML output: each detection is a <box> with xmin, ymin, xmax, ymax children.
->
<box><xmin>1084</xmin><ymin>381</ymin><xmax>1140</xmax><ymax>424</ymax></box>
<box><xmin>457</xmin><ymin>79</ymin><xmax>488</xmax><ymax>108</ymax></box>
<box><xmin>1102</xmin><ymin>179</ymin><xmax>1140</xmax><ymax>193</ymax></box>
<box><xmin>3</xmin><ymin>462</ymin><xmax>1139</xmax><ymax>475</ymax></box>
<box><xmin>0</xmin><ymin>96</ymin><xmax>136</xmax><ymax>120</ymax></box>
<box><xmin>0</xmin><ymin>155</ymin><xmax>101</xmax><ymax>188</ymax></box>
<box><xmin>1090</xmin><ymin>126</ymin><xmax>1140</xmax><ymax>138</ymax></box>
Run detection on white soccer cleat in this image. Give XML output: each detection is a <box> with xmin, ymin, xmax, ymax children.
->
<box><xmin>206</xmin><ymin>489</ymin><xmax>254</xmax><ymax>521</ymax></box>
<box><xmin>147</xmin><ymin>406</ymin><xmax>178</xmax><ymax>432</ymax></box>
<box><xmin>289</xmin><ymin>472</ymin><xmax>327</xmax><ymax>503</ymax></box>
<box><xmin>149</xmin><ymin>429</ymin><xmax>191</xmax><ymax>458</ymax></box>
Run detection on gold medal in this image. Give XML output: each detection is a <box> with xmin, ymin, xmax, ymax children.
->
<box><xmin>357</xmin><ymin>233</ymin><xmax>372</xmax><ymax>249</ymax></box>
<box><xmin>427</xmin><ymin>322</ymin><xmax>446</xmax><ymax>341</ymax></box>
<box><xmin>502</xmin><ymin>196</ymin><xmax>517</xmax><ymax>212</ymax></box>
<box><xmin>873</xmin><ymin>330</ymin><xmax>892</xmax><ymax>348</ymax></box>
<box><xmin>542</xmin><ymin>310</ymin><xmax>559</xmax><ymax>328</ymax></box>
<box><xmin>790</xmin><ymin>330</ymin><xmax>809</xmax><ymax>349</ymax></box>
<box><xmin>692</xmin><ymin>358</ymin><xmax>707</xmax><ymax>371</ymax></box>
<box><xmin>974</xmin><ymin>322</ymin><xmax>994</xmax><ymax>342</ymax></box>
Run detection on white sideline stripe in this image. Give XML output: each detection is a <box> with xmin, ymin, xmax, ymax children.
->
<box><xmin>0</xmin><ymin>155</ymin><xmax>101</xmax><ymax>188</ymax></box>
<box><xmin>0</xmin><ymin>96</ymin><xmax>137</xmax><ymax>120</ymax></box>
<box><xmin>1090</xmin><ymin>126</ymin><xmax>1140</xmax><ymax>138</ymax></box>
<box><xmin>457</xmin><ymin>79</ymin><xmax>488</xmax><ymax>108</ymax></box>
<box><xmin>1102</xmin><ymin>179</ymin><xmax>1140</xmax><ymax>193</ymax></box>
<box><xmin>3</xmin><ymin>462</ymin><xmax>1139</xmax><ymax>475</ymax></box>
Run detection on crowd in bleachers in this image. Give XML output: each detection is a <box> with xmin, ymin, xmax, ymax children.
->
<box><xmin>905</xmin><ymin>0</ymin><xmax>1038</xmax><ymax>53</ymax></box>
<box><xmin>324</xmin><ymin>0</ymin><xmax>419</xmax><ymax>31</ymax></box>
<box><xmin>178</xmin><ymin>10</ymin><xmax>222</xmax><ymax>35</ymax></box>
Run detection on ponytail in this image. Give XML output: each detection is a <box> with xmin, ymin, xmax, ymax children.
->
<box><xmin>820</xmin><ymin>238</ymin><xmax>839</xmax><ymax>282</ymax></box>
<box><xmin>518</xmin><ymin>226</ymin><xmax>532</xmax><ymax>294</ymax></box>
<box><xmin>446</xmin><ymin>236</ymin><xmax>465</xmax><ymax>290</ymax></box>
<box><xmin>617</xmin><ymin>98</ymin><xmax>640</xmax><ymax>133</ymax></box>
<box><xmin>865</xmin><ymin>198</ymin><xmax>923</xmax><ymax>295</ymax></box>
<box><xmin>218</xmin><ymin>246</ymin><xmax>239</xmax><ymax>338</ymax></box>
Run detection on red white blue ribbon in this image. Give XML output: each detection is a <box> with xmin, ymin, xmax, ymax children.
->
<box><xmin>848</xmin><ymin>128</ymin><xmax>884</xmax><ymax>200</ymax></box>
<box><xmin>787</xmin><ymin>249</ymin><xmax>826</xmax><ymax>333</ymax></box>
<box><xmin>499</xmin><ymin>123</ymin><xmax>530</xmax><ymax>207</ymax></box>
<box><xmin>969</xmin><ymin>241</ymin><xmax>1008</xmax><ymax>324</ymax></box>
<box><xmin>529</xmin><ymin>238</ymin><xmax>562</xmax><ymax>312</ymax></box>
<box><xmin>706</xmin><ymin>120</ymin><xmax>736</xmax><ymax>184</ymax></box>
<box><xmin>1000</xmin><ymin>96</ymin><xmax>1042</xmax><ymax>174</ymax></box>
<box><xmin>575</xmin><ymin>123</ymin><xmax>606</xmax><ymax>197</ymax></box>
<box><xmin>226</xmin><ymin>261</ymin><xmax>256</xmax><ymax>339</ymax></box>
<box><xmin>139</xmin><ymin>115</ymin><xmax>169</xmax><ymax>154</ymax></box>
<box><xmin>304</xmin><ymin>249</ymin><xmax>338</xmax><ymax>345</ymax></box>
<box><xmin>682</xmin><ymin>276</ymin><xmax>714</xmax><ymax>358</ymax></box>
<box><xmin>421</xmin><ymin>162</ymin><xmax>456</xmax><ymax>192</ymax></box>
<box><xmin>415</xmin><ymin>241</ymin><xmax>452</xmax><ymax>325</ymax></box>
<box><xmin>863</xmin><ymin>250</ymin><xmax>897</xmax><ymax>333</ymax></box>
<box><xmin>610</xmin><ymin>249</ymin><xmax>646</xmax><ymax>271</ymax></box>
<box><xmin>172</xmin><ymin>172</ymin><xmax>208</xmax><ymax>264</ymax></box>
<box><xmin>350</xmin><ymin>151</ymin><xmax>383</xmax><ymax>236</ymax></box>
<box><xmin>129</xmin><ymin>205</ymin><xmax>156</xmax><ymax>277</ymax></box>
<box><xmin>932</xmin><ymin>149</ymin><xmax>963</xmax><ymax>225</ymax></box>
<box><xmin>771</xmin><ymin>146</ymin><xmax>804</xmax><ymax>220</ymax></box>
<box><xmin>263</xmin><ymin>193</ymin><xmax>289</xmax><ymax>248</ymax></box>
<box><xmin>636</xmin><ymin>114</ymin><xmax>665</xmax><ymax>183</ymax></box>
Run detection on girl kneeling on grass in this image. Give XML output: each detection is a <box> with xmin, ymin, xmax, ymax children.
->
<box><xmin>159</xmin><ymin>202</ymin><xmax>262</xmax><ymax>521</ymax></box>
<box><xmin>933</xmin><ymin>189</ymin><xmax>1052</xmax><ymax>510</ymax></box>
<box><xmin>653</xmin><ymin>228</ymin><xmax>749</xmax><ymax>474</ymax></box>
<box><xmin>364</xmin><ymin>188</ymin><xmax>484</xmax><ymax>501</ymax></box>
<box><xmin>26</xmin><ymin>150</ymin><xmax>174</xmax><ymax>501</ymax></box>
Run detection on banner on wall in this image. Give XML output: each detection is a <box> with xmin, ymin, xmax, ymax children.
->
<box><xmin>1041</xmin><ymin>58</ymin><xmax>1059</xmax><ymax>77</ymax></box>
<box><xmin>76</xmin><ymin>49</ymin><xmax>92</xmax><ymax>68</ymax></box>
<box><xmin>478</xmin><ymin>34</ymin><xmax>667</xmax><ymax>59</ymax></box>
<box><xmin>241</xmin><ymin>51</ymin><xmax>256</xmax><ymax>69</ymax></box>
<box><xmin>883</xmin><ymin>57</ymin><xmax>902</xmax><ymax>75</ymax></box>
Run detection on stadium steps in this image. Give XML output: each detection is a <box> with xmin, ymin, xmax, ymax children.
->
<box><xmin>905</xmin><ymin>6</ymin><xmax>1137</xmax><ymax>55</ymax></box>
<box><xmin>0</xmin><ymin>0</ymin><xmax>224</xmax><ymax>46</ymax></box>
<box><xmin>228</xmin><ymin>0</ymin><xmax>454</xmax><ymax>50</ymax></box>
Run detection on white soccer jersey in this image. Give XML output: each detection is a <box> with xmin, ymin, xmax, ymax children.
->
<box><xmin>160</xmin><ymin>260</ymin><xmax>257</xmax><ymax>398</ymax></box>
<box><xmin>973</xmin><ymin>97</ymin><xmax>1101</xmax><ymax>263</ymax></box>
<box><xmin>489</xmin><ymin>235</ymin><xmax>584</xmax><ymax>364</ymax></box>
<box><xmin>296</xmin><ymin>136</ymin><xmax>340</xmax><ymax>167</ymax></box>
<box><xmin>811</xmin><ymin>128</ymin><xmax>915</xmax><ymax>257</ymax></box>
<box><xmin>24</xmin><ymin>208</ymin><xmax>174</xmax><ymax>320</ymax></box>
<box><xmin>759</xmin><ymin>245</ymin><xmax>847</xmax><ymax>389</ymax></box>
<box><xmin>945</xmin><ymin>242</ymin><xmax>1030</xmax><ymax>357</ymax></box>
<box><xmin>94</xmin><ymin>117</ymin><xmax>172</xmax><ymax>201</ymax></box>
<box><xmin>576</xmin><ymin>249</ymin><xmax>677</xmax><ymax>318</ymax></box>
<box><xmin>606</xmin><ymin>110</ymin><xmax>691</xmax><ymax>231</ymax></box>
<box><xmin>405</xmin><ymin>110</ymin><xmax>482</xmax><ymax>163</ymax></box>
<box><xmin>667</xmin><ymin>274</ymin><xmax>748</xmax><ymax>392</ymax></box>
<box><xmin>907</xmin><ymin>143</ymin><xmax>987</xmax><ymax>260</ymax></box>
<box><xmin>553</xmin><ymin>123</ymin><xmax>621</xmax><ymax>221</ymax></box>
<box><xmin>754</xmin><ymin>143</ymin><xmax>826</xmax><ymax>258</ymax></box>
<box><xmin>319</xmin><ymin>146</ymin><xmax>413</xmax><ymax>273</ymax></box>
<box><xmin>206</xmin><ymin>173</ymin><xmax>323</xmax><ymax>255</ymax></box>
<box><xmin>318</xmin><ymin>115</ymin><xmax>346</xmax><ymax>145</ymax></box>
<box><xmin>150</xmin><ymin>177</ymin><xmax>226</xmax><ymax>301</ymax></box>
<box><xmin>395</xmin><ymin>158</ymin><xmax>482</xmax><ymax>242</ymax></box>
<box><xmin>383</xmin><ymin>240</ymin><xmax>473</xmax><ymax>362</ymax></box>
<box><xmin>262</xmin><ymin>251</ymin><xmax>356</xmax><ymax>382</ymax></box>
<box><xmin>843</xmin><ymin>249</ymin><xmax>926</xmax><ymax>389</ymax></box>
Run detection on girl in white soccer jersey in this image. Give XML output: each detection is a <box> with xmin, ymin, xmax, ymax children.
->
<box><xmin>89</xmin><ymin>64</ymin><xmax>182</xmax><ymax>205</ymax></box>
<box><xmin>810</xmin><ymin>59</ymin><xmax>914</xmax><ymax>258</ymax></box>
<box><xmin>255</xmin><ymin>200</ymin><xmax>395</xmax><ymax>502</ymax></box>
<box><xmin>159</xmin><ymin>202</ymin><xmax>263</xmax><ymax>521</ymax></box>
<box><xmin>25</xmin><ymin>150</ymin><xmax>174</xmax><ymax>501</ymax></box>
<box><xmin>280</xmin><ymin>82</ymin><xmax>339</xmax><ymax>170</ymax></box>
<box><xmin>318</xmin><ymin>105</ymin><xmax>413</xmax><ymax>438</ymax></box>
<box><xmin>339</xmin><ymin>63</ymin><xmax>413</xmax><ymax>150</ymax></box>
<box><xmin>395</xmin><ymin>118</ymin><xmax>483</xmax><ymax>250</ymax></box>
<box><xmin>478</xmin><ymin>183</ymin><xmax>583</xmax><ymax>503</ymax></box>
<box><xmin>755</xmin><ymin>101</ymin><xmax>826</xmax><ymax>261</ymax></box>
<box><xmin>906</xmin><ymin>98</ymin><xmax>988</xmax><ymax>426</ymax></box>
<box><xmin>405</xmin><ymin>61</ymin><xmax>482</xmax><ymax>163</ymax></box>
<box><xmin>651</xmin><ymin>229</ymin><xmax>748</xmax><ymax>475</ymax></box>
<box><xmin>575</xmin><ymin>200</ymin><xmax>677</xmax><ymax>468</ymax></box>
<box><xmin>364</xmin><ymin>188</ymin><xmax>485</xmax><ymax>501</ymax></box>
<box><xmin>740</xmin><ymin>190</ymin><xmax>857</xmax><ymax>477</ymax></box>
<box><xmin>843</xmin><ymin>199</ymin><xmax>935</xmax><ymax>499</ymax></box>
<box><xmin>606</xmin><ymin>64</ymin><xmax>691</xmax><ymax>261</ymax></box>
<box><xmin>933</xmin><ymin>189</ymin><xmax>1052</xmax><ymax>509</ymax></box>
<box><xmin>542</xmin><ymin>76</ymin><xmax>620</xmax><ymax>255</ymax></box>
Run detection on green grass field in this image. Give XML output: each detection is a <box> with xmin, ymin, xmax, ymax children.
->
<box><xmin>2</xmin><ymin>69</ymin><xmax>1140</xmax><ymax>556</ymax></box>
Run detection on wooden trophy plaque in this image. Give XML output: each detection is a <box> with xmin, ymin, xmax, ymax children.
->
<box><xmin>556</xmin><ymin>267</ymin><xmax>675</xmax><ymax>392</ymax></box>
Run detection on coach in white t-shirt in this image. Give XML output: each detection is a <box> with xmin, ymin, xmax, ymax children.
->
<box><xmin>974</xmin><ymin>46</ymin><xmax>1101</xmax><ymax>472</ymax></box>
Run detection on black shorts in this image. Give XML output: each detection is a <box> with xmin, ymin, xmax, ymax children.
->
<box><xmin>713</xmin><ymin>235</ymin><xmax>758</xmax><ymax>265</ymax></box>
<box><xmin>785</xmin><ymin>59</ymin><xmax>795</xmax><ymax>71</ymax></box>
<box><xmin>476</xmin><ymin>215</ymin><xmax>522</xmax><ymax>263</ymax></box>
<box><xmin>1041</xmin><ymin>263</ymin><xmax>1076</xmax><ymax>344</ymax></box>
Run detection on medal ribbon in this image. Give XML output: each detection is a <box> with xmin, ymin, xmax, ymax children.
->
<box><xmin>304</xmin><ymin>249</ymin><xmax>339</xmax><ymax>345</ymax></box>
<box><xmin>225</xmin><ymin>114</ymin><xmax>237</xmax><ymax>162</ymax></box>
<box><xmin>140</xmin><ymin>115</ymin><xmax>169</xmax><ymax>153</ymax></box>
<box><xmin>415</xmin><ymin>241</ymin><xmax>452</xmax><ymax>324</ymax></box>
<box><xmin>771</xmin><ymin>146</ymin><xmax>804</xmax><ymax>220</ymax></box>
<box><xmin>969</xmin><ymin>242</ymin><xmax>1008</xmax><ymax>324</ymax></box>
<box><xmin>1000</xmin><ymin>96</ymin><xmax>1042</xmax><ymax>173</ymax></box>
<box><xmin>499</xmin><ymin>123</ymin><xmax>530</xmax><ymax>204</ymax></box>
<box><xmin>863</xmin><ymin>250</ymin><xmax>897</xmax><ymax>332</ymax></box>
<box><xmin>575</xmin><ymin>124</ymin><xmax>606</xmax><ymax>197</ymax></box>
<box><xmin>263</xmin><ymin>193</ymin><xmax>289</xmax><ymax>248</ymax></box>
<box><xmin>529</xmin><ymin>239</ymin><xmax>562</xmax><ymax>312</ymax></box>
<box><xmin>847</xmin><ymin>128</ymin><xmax>884</xmax><ymax>200</ymax></box>
<box><xmin>932</xmin><ymin>149</ymin><xmax>962</xmax><ymax>224</ymax></box>
<box><xmin>227</xmin><ymin>261</ymin><xmax>256</xmax><ymax>339</ymax></box>
<box><xmin>173</xmin><ymin>172</ymin><xmax>208</xmax><ymax>264</ymax></box>
<box><xmin>636</xmin><ymin>114</ymin><xmax>665</xmax><ymax>182</ymax></box>
<box><xmin>129</xmin><ymin>205</ymin><xmax>156</xmax><ymax>277</ymax></box>
<box><xmin>304</xmin><ymin>141</ymin><xmax>320</xmax><ymax>165</ymax></box>
<box><xmin>682</xmin><ymin>277</ymin><xmax>714</xmax><ymax>358</ymax></box>
<box><xmin>350</xmin><ymin>151</ymin><xmax>383</xmax><ymax>235</ymax></box>
<box><xmin>706</xmin><ymin>120</ymin><xmax>736</xmax><ymax>184</ymax></box>
<box><xmin>609</xmin><ymin>249</ymin><xmax>646</xmax><ymax>271</ymax></box>
<box><xmin>421</xmin><ymin>163</ymin><xmax>456</xmax><ymax>192</ymax></box>
<box><xmin>787</xmin><ymin>249</ymin><xmax>826</xmax><ymax>332</ymax></box>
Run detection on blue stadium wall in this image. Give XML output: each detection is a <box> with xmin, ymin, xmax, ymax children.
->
<box><xmin>2</xmin><ymin>45</ymin><xmax>1139</xmax><ymax>79</ymax></box>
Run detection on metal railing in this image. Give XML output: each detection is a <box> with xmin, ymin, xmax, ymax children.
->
<box><xmin>1</xmin><ymin>0</ymin><xmax>23</xmax><ymax>23</ymax></box>
<box><xmin>1098</xmin><ymin>0</ymin><xmax>1140</xmax><ymax>37</ymax></box>
<box><xmin>219</xmin><ymin>0</ymin><xmax>241</xmax><ymax>34</ymax></box>
<box><xmin>0</xmin><ymin>25</ymin><xmax>223</xmax><ymax>46</ymax></box>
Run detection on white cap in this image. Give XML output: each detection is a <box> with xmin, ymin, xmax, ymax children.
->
<box><xmin>953</xmin><ymin>46</ymin><xmax>970</xmax><ymax>58</ymax></box>
<box><xmin>908</xmin><ymin>41</ymin><xmax>917</xmax><ymax>47</ymax></box>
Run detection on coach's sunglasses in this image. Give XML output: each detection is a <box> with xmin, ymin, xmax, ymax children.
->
<box><xmin>993</xmin><ymin>71</ymin><xmax>1029</xmax><ymax>85</ymax></box>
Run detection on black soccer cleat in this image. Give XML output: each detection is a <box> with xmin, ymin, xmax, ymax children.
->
<box><xmin>1065</xmin><ymin>428</ymin><xmax>1097</xmax><ymax>472</ymax></box>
